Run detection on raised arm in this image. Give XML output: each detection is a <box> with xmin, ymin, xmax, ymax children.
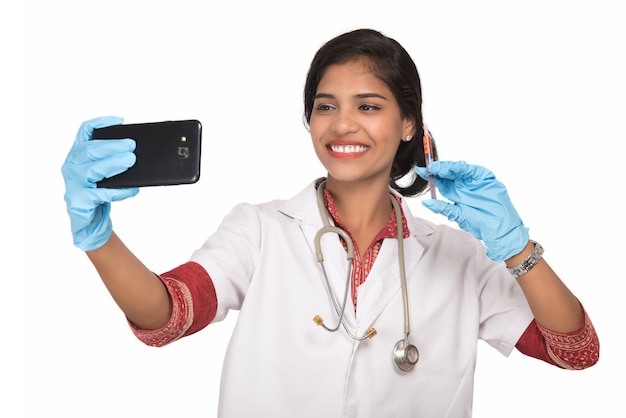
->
<box><xmin>415</xmin><ymin>161</ymin><xmax>583</xmax><ymax>332</ymax></box>
<box><xmin>86</xmin><ymin>232</ymin><xmax>172</xmax><ymax>329</ymax></box>
<box><xmin>504</xmin><ymin>241</ymin><xmax>583</xmax><ymax>332</ymax></box>
<box><xmin>62</xmin><ymin>116</ymin><xmax>171</xmax><ymax>330</ymax></box>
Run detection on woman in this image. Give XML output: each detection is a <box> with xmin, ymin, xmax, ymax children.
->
<box><xmin>62</xmin><ymin>28</ymin><xmax>599</xmax><ymax>417</ymax></box>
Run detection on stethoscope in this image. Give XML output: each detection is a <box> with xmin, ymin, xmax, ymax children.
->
<box><xmin>312</xmin><ymin>180</ymin><xmax>419</xmax><ymax>372</ymax></box>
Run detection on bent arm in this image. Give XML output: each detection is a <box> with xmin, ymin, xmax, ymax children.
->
<box><xmin>86</xmin><ymin>231</ymin><xmax>172</xmax><ymax>330</ymax></box>
<box><xmin>507</xmin><ymin>241</ymin><xmax>584</xmax><ymax>333</ymax></box>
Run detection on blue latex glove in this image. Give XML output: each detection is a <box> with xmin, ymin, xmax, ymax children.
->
<box><xmin>415</xmin><ymin>161</ymin><xmax>529</xmax><ymax>261</ymax></box>
<box><xmin>61</xmin><ymin>116</ymin><xmax>139</xmax><ymax>251</ymax></box>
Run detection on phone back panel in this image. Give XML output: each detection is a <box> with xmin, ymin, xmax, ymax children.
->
<box><xmin>94</xmin><ymin>120</ymin><xmax>202</xmax><ymax>188</ymax></box>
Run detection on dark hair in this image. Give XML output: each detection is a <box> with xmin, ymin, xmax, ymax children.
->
<box><xmin>303</xmin><ymin>28</ymin><xmax>438</xmax><ymax>196</ymax></box>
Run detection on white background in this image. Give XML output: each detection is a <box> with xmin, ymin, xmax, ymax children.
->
<box><xmin>1</xmin><ymin>1</ymin><xmax>623</xmax><ymax>416</ymax></box>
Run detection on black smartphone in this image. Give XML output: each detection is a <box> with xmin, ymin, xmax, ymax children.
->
<box><xmin>94</xmin><ymin>119</ymin><xmax>202</xmax><ymax>188</ymax></box>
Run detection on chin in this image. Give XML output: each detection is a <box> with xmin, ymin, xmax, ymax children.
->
<box><xmin>326</xmin><ymin>171</ymin><xmax>387</xmax><ymax>186</ymax></box>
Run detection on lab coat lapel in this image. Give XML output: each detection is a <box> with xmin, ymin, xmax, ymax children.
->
<box><xmin>301</xmin><ymin>221</ymin><xmax>355</xmax><ymax>324</ymax></box>
<box><xmin>355</xmin><ymin>197</ymin><xmax>426</xmax><ymax>329</ymax></box>
<box><xmin>355</xmin><ymin>234</ymin><xmax>422</xmax><ymax>328</ymax></box>
<box><xmin>279</xmin><ymin>181</ymin><xmax>358</xmax><ymax>326</ymax></box>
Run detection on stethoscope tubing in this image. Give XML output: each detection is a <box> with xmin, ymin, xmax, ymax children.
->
<box><xmin>313</xmin><ymin>181</ymin><xmax>412</xmax><ymax>339</ymax></box>
<box><xmin>391</xmin><ymin>192</ymin><xmax>411</xmax><ymax>337</ymax></box>
<box><xmin>313</xmin><ymin>181</ymin><xmax>419</xmax><ymax>370</ymax></box>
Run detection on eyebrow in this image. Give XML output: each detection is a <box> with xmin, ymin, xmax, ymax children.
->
<box><xmin>314</xmin><ymin>93</ymin><xmax>388</xmax><ymax>100</ymax></box>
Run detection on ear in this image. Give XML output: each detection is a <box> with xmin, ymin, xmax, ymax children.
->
<box><xmin>402</xmin><ymin>117</ymin><xmax>416</xmax><ymax>139</ymax></box>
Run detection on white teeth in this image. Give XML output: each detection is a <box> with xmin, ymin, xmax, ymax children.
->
<box><xmin>329</xmin><ymin>144</ymin><xmax>369</xmax><ymax>153</ymax></box>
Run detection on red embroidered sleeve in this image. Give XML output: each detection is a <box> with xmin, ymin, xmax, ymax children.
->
<box><xmin>516</xmin><ymin>309</ymin><xmax>599</xmax><ymax>370</ymax></box>
<box><xmin>129</xmin><ymin>261</ymin><xmax>218</xmax><ymax>347</ymax></box>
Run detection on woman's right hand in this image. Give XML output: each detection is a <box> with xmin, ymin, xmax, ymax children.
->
<box><xmin>61</xmin><ymin>116</ymin><xmax>139</xmax><ymax>251</ymax></box>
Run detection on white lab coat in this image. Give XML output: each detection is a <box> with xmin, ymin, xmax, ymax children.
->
<box><xmin>190</xmin><ymin>181</ymin><xmax>534</xmax><ymax>418</ymax></box>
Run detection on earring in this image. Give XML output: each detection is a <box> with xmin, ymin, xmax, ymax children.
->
<box><xmin>404</xmin><ymin>135</ymin><xmax>413</xmax><ymax>142</ymax></box>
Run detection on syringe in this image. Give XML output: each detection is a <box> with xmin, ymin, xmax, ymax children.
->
<box><xmin>422</xmin><ymin>125</ymin><xmax>437</xmax><ymax>199</ymax></box>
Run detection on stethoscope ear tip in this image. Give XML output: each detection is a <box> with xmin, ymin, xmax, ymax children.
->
<box><xmin>365</xmin><ymin>328</ymin><xmax>377</xmax><ymax>339</ymax></box>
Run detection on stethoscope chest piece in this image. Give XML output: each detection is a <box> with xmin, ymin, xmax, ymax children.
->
<box><xmin>393</xmin><ymin>339</ymin><xmax>419</xmax><ymax>372</ymax></box>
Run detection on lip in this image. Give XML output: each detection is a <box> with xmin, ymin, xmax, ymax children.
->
<box><xmin>326</xmin><ymin>139</ymin><xmax>370</xmax><ymax>159</ymax></box>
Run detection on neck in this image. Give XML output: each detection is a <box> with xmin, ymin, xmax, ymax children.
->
<box><xmin>324</xmin><ymin>177</ymin><xmax>392</xmax><ymax>234</ymax></box>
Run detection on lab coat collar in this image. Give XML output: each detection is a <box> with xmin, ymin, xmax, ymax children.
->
<box><xmin>277</xmin><ymin>179</ymin><xmax>324</xmax><ymax>228</ymax></box>
<box><xmin>277</xmin><ymin>180</ymin><xmax>435</xmax><ymax>333</ymax></box>
<box><xmin>277</xmin><ymin>179</ymin><xmax>436</xmax><ymax>239</ymax></box>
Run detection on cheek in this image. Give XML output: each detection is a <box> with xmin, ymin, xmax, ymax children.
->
<box><xmin>366</xmin><ymin>120</ymin><xmax>401</xmax><ymax>143</ymax></box>
<box><xmin>388</xmin><ymin>118</ymin><xmax>406</xmax><ymax>142</ymax></box>
<box><xmin>308</xmin><ymin>118</ymin><xmax>325</xmax><ymax>142</ymax></box>
<box><xmin>307</xmin><ymin>123</ymin><xmax>324</xmax><ymax>156</ymax></box>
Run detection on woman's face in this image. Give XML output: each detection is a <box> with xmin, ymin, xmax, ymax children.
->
<box><xmin>309</xmin><ymin>60</ymin><xmax>414</xmax><ymax>187</ymax></box>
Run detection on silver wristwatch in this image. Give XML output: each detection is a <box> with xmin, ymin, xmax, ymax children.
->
<box><xmin>507</xmin><ymin>240</ymin><xmax>544</xmax><ymax>278</ymax></box>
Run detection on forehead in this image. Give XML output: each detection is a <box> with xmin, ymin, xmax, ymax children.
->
<box><xmin>316</xmin><ymin>60</ymin><xmax>392</xmax><ymax>95</ymax></box>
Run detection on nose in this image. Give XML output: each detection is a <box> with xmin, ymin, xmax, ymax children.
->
<box><xmin>331</xmin><ymin>109</ymin><xmax>359</xmax><ymax>135</ymax></box>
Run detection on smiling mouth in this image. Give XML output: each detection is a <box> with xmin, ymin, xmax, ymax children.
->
<box><xmin>328</xmin><ymin>144</ymin><xmax>370</xmax><ymax>153</ymax></box>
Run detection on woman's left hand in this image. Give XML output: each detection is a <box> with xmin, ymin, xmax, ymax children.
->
<box><xmin>415</xmin><ymin>161</ymin><xmax>528</xmax><ymax>261</ymax></box>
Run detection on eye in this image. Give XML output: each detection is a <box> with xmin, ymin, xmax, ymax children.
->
<box><xmin>314</xmin><ymin>103</ymin><xmax>335</xmax><ymax>113</ymax></box>
<box><xmin>359</xmin><ymin>103</ymin><xmax>381</xmax><ymax>111</ymax></box>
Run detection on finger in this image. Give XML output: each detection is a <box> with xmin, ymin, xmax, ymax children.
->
<box><xmin>428</xmin><ymin>161</ymin><xmax>494</xmax><ymax>182</ymax></box>
<box><xmin>87</xmin><ymin>139</ymin><xmax>136</xmax><ymax>160</ymax></box>
<box><xmin>65</xmin><ymin>187</ymin><xmax>139</xmax><ymax>210</ymax></box>
<box><xmin>414</xmin><ymin>166</ymin><xmax>429</xmax><ymax>180</ymax></box>
<box><xmin>84</xmin><ymin>151</ymin><xmax>137</xmax><ymax>184</ymax></box>
<box><xmin>422</xmin><ymin>199</ymin><xmax>473</xmax><ymax>234</ymax></box>
<box><xmin>100</xmin><ymin>187</ymin><xmax>140</xmax><ymax>202</ymax></box>
<box><xmin>74</xmin><ymin>116</ymin><xmax>124</xmax><ymax>144</ymax></box>
<box><xmin>422</xmin><ymin>199</ymin><xmax>461</xmax><ymax>221</ymax></box>
<box><xmin>68</xmin><ymin>138</ymin><xmax>136</xmax><ymax>165</ymax></box>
